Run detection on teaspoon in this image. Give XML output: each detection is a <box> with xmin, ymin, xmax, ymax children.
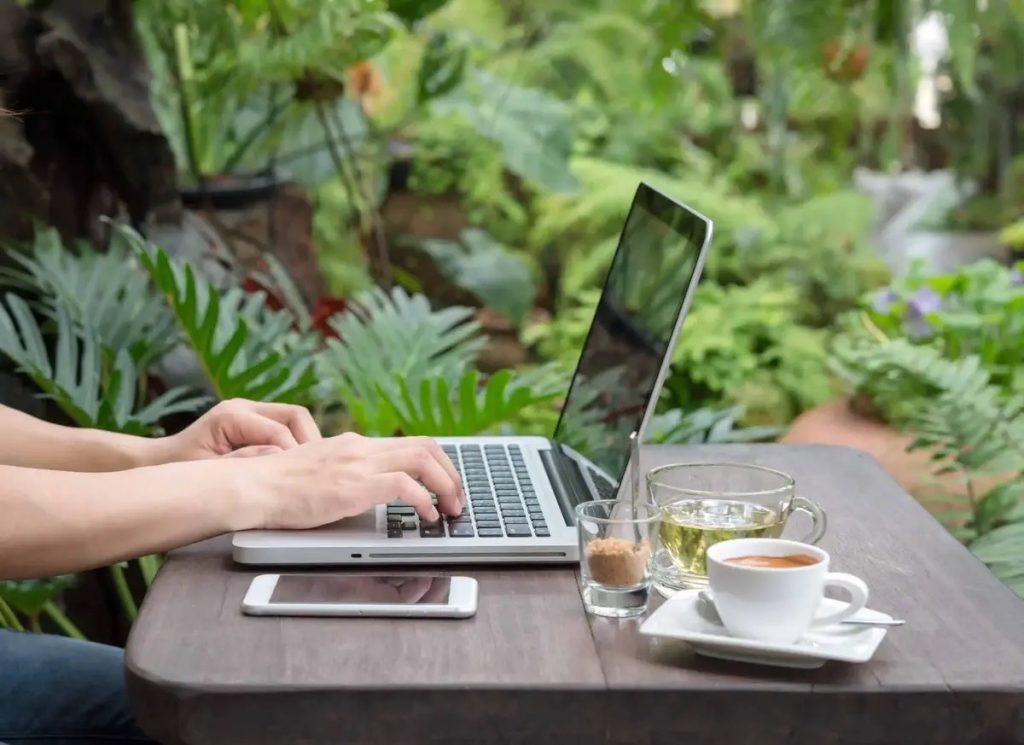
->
<box><xmin>697</xmin><ymin>590</ymin><xmax>906</xmax><ymax>628</ymax></box>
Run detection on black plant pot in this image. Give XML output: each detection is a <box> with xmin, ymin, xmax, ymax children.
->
<box><xmin>179</xmin><ymin>171</ymin><xmax>282</xmax><ymax>211</ymax></box>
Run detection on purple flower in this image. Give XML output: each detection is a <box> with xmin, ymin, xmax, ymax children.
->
<box><xmin>903</xmin><ymin>316</ymin><xmax>934</xmax><ymax>340</ymax></box>
<box><xmin>872</xmin><ymin>288</ymin><xmax>899</xmax><ymax>313</ymax></box>
<box><xmin>1011</xmin><ymin>268</ymin><xmax>1023</xmax><ymax>287</ymax></box>
<box><xmin>906</xmin><ymin>286</ymin><xmax>942</xmax><ymax>318</ymax></box>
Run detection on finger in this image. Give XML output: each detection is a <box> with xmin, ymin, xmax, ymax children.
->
<box><xmin>420</xmin><ymin>577</ymin><xmax>452</xmax><ymax>604</ymax></box>
<box><xmin>396</xmin><ymin>577</ymin><xmax>432</xmax><ymax>604</ymax></box>
<box><xmin>244</xmin><ymin>401</ymin><xmax>322</xmax><ymax>444</ymax></box>
<box><xmin>381</xmin><ymin>437</ymin><xmax>464</xmax><ymax>505</ymax></box>
<box><xmin>364</xmin><ymin>472</ymin><xmax>438</xmax><ymax>521</ymax></box>
<box><xmin>222</xmin><ymin>445</ymin><xmax>282</xmax><ymax>459</ymax></box>
<box><xmin>361</xmin><ymin>448</ymin><xmax>461</xmax><ymax>517</ymax></box>
<box><xmin>220</xmin><ymin>410</ymin><xmax>299</xmax><ymax>452</ymax></box>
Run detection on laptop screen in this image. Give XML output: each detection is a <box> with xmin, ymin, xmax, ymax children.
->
<box><xmin>552</xmin><ymin>183</ymin><xmax>710</xmax><ymax>489</ymax></box>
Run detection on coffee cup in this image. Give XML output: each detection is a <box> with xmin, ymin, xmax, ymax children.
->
<box><xmin>706</xmin><ymin>538</ymin><xmax>868</xmax><ymax>644</ymax></box>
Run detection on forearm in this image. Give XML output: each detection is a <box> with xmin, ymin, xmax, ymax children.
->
<box><xmin>0</xmin><ymin>405</ymin><xmax>166</xmax><ymax>471</ymax></box>
<box><xmin>0</xmin><ymin>460</ymin><xmax>261</xmax><ymax>579</ymax></box>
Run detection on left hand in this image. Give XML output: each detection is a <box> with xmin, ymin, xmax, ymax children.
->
<box><xmin>152</xmin><ymin>399</ymin><xmax>322</xmax><ymax>464</ymax></box>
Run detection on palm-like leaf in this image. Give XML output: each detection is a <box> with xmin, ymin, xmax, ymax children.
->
<box><xmin>0</xmin><ymin>294</ymin><xmax>206</xmax><ymax>434</ymax></box>
<box><xmin>125</xmin><ymin>229</ymin><xmax>318</xmax><ymax>404</ymax></box>
<box><xmin>380</xmin><ymin>369</ymin><xmax>561</xmax><ymax>437</ymax></box>
<box><xmin>0</xmin><ymin>228</ymin><xmax>179</xmax><ymax>368</ymax></box>
<box><xmin>321</xmin><ymin>287</ymin><xmax>484</xmax><ymax>433</ymax></box>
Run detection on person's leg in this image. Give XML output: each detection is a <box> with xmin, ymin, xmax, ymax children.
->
<box><xmin>0</xmin><ymin>629</ymin><xmax>152</xmax><ymax>744</ymax></box>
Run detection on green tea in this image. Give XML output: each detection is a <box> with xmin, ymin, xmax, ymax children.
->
<box><xmin>658</xmin><ymin>499</ymin><xmax>782</xmax><ymax>575</ymax></box>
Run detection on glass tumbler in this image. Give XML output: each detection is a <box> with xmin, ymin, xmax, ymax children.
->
<box><xmin>647</xmin><ymin>462</ymin><xmax>827</xmax><ymax>596</ymax></box>
<box><xmin>576</xmin><ymin>500</ymin><xmax>659</xmax><ymax>618</ymax></box>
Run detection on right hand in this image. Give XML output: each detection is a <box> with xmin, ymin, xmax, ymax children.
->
<box><xmin>245</xmin><ymin>433</ymin><xmax>465</xmax><ymax>530</ymax></box>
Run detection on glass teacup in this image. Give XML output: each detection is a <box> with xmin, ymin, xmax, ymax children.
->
<box><xmin>647</xmin><ymin>463</ymin><xmax>827</xmax><ymax>596</ymax></box>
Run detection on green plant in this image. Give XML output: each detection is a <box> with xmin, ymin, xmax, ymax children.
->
<box><xmin>406</xmin><ymin>115</ymin><xmax>529</xmax><ymax>243</ymax></box>
<box><xmin>431</xmin><ymin>70</ymin><xmax>577</xmax><ymax>194</ymax></box>
<box><xmin>379</xmin><ymin>368</ymin><xmax>560</xmax><ymax>435</ymax></box>
<box><xmin>129</xmin><ymin>232</ymin><xmax>320</xmax><ymax>404</ymax></box>
<box><xmin>412</xmin><ymin>229</ymin><xmax>536</xmax><ymax>327</ymax></box>
<box><xmin>663</xmin><ymin>279</ymin><xmax>835</xmax><ymax>426</ymax></box>
<box><xmin>832</xmin><ymin>335</ymin><xmax>1024</xmax><ymax>597</ymax></box>
<box><xmin>0</xmin><ymin>228</ymin><xmax>179</xmax><ymax>369</ymax></box>
<box><xmin>136</xmin><ymin>0</ymin><xmax>398</xmax><ymax>181</ymax></box>
<box><xmin>0</xmin><ymin>576</ymin><xmax>83</xmax><ymax>637</ymax></box>
<box><xmin>0</xmin><ymin>297</ymin><xmax>205</xmax><ymax>435</ymax></box>
<box><xmin>646</xmin><ymin>405</ymin><xmax>782</xmax><ymax>445</ymax></box>
<box><xmin>319</xmin><ymin>286</ymin><xmax>483</xmax><ymax>434</ymax></box>
<box><xmin>860</xmin><ymin>259</ymin><xmax>1024</xmax><ymax>394</ymax></box>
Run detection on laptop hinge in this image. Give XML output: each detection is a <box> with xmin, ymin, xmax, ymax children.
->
<box><xmin>540</xmin><ymin>442</ymin><xmax>591</xmax><ymax>527</ymax></box>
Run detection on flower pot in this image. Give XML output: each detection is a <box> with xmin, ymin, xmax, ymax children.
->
<box><xmin>179</xmin><ymin>171</ymin><xmax>282</xmax><ymax>211</ymax></box>
<box><xmin>782</xmin><ymin>398</ymin><xmax>967</xmax><ymax>516</ymax></box>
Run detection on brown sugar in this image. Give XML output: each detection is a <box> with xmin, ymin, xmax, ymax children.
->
<box><xmin>585</xmin><ymin>537</ymin><xmax>650</xmax><ymax>586</ymax></box>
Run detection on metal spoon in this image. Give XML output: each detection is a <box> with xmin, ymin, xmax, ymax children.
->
<box><xmin>697</xmin><ymin>590</ymin><xmax>906</xmax><ymax>628</ymax></box>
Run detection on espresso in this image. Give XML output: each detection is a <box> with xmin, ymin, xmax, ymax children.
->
<box><xmin>725</xmin><ymin>553</ymin><xmax>819</xmax><ymax>569</ymax></box>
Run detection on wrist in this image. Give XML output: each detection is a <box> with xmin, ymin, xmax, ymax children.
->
<box><xmin>69</xmin><ymin>428</ymin><xmax>166</xmax><ymax>471</ymax></box>
<box><xmin>216</xmin><ymin>456</ymin><xmax>278</xmax><ymax>532</ymax></box>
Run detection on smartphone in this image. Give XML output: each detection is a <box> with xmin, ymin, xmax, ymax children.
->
<box><xmin>241</xmin><ymin>574</ymin><xmax>478</xmax><ymax>618</ymax></box>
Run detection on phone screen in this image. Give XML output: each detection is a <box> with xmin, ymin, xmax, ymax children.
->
<box><xmin>270</xmin><ymin>575</ymin><xmax>452</xmax><ymax>605</ymax></box>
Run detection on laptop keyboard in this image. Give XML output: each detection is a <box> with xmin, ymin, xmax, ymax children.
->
<box><xmin>384</xmin><ymin>444</ymin><xmax>549</xmax><ymax>539</ymax></box>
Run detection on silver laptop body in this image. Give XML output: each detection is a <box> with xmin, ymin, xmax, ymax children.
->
<box><xmin>233</xmin><ymin>183</ymin><xmax>713</xmax><ymax>565</ymax></box>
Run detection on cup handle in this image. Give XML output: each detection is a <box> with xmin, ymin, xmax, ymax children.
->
<box><xmin>811</xmin><ymin>573</ymin><xmax>869</xmax><ymax>628</ymax></box>
<box><xmin>790</xmin><ymin>496</ymin><xmax>827</xmax><ymax>544</ymax></box>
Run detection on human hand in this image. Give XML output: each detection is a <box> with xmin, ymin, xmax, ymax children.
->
<box><xmin>153</xmin><ymin>399</ymin><xmax>321</xmax><ymax>464</ymax></box>
<box><xmin>243</xmin><ymin>433</ymin><xmax>465</xmax><ymax>529</ymax></box>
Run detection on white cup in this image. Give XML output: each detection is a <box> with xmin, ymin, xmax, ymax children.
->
<box><xmin>706</xmin><ymin>538</ymin><xmax>868</xmax><ymax>644</ymax></box>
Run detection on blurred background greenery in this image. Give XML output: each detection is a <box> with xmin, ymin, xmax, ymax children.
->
<box><xmin>0</xmin><ymin>0</ymin><xmax>1022</xmax><ymax>637</ymax></box>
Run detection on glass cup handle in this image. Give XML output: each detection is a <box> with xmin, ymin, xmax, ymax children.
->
<box><xmin>790</xmin><ymin>496</ymin><xmax>827</xmax><ymax>545</ymax></box>
<box><xmin>811</xmin><ymin>573</ymin><xmax>869</xmax><ymax>628</ymax></box>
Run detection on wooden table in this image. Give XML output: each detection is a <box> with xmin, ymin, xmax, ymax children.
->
<box><xmin>125</xmin><ymin>445</ymin><xmax>1024</xmax><ymax>745</ymax></box>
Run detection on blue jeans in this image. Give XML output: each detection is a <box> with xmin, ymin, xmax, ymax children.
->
<box><xmin>0</xmin><ymin>630</ymin><xmax>152</xmax><ymax>744</ymax></box>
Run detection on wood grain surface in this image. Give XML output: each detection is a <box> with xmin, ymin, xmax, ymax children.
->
<box><xmin>125</xmin><ymin>445</ymin><xmax>1024</xmax><ymax>745</ymax></box>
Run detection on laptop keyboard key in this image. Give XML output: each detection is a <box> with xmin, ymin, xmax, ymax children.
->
<box><xmin>449</xmin><ymin>523</ymin><xmax>475</xmax><ymax>537</ymax></box>
<box><xmin>419</xmin><ymin>518</ymin><xmax>445</xmax><ymax>538</ymax></box>
<box><xmin>477</xmin><ymin>527</ymin><xmax>504</xmax><ymax>537</ymax></box>
<box><xmin>503</xmin><ymin>516</ymin><xmax>529</xmax><ymax>525</ymax></box>
<box><xmin>387</xmin><ymin>526</ymin><xmax>403</xmax><ymax>538</ymax></box>
<box><xmin>535</xmin><ymin>527</ymin><xmax>550</xmax><ymax>537</ymax></box>
<box><xmin>505</xmin><ymin>524</ymin><xmax>532</xmax><ymax>537</ymax></box>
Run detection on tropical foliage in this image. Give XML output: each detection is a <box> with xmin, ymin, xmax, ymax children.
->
<box><xmin>3</xmin><ymin>0</ymin><xmax>1024</xmax><ymax>631</ymax></box>
<box><xmin>833</xmin><ymin>260</ymin><xmax>1024</xmax><ymax>596</ymax></box>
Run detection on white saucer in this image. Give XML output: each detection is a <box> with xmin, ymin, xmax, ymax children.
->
<box><xmin>640</xmin><ymin>590</ymin><xmax>891</xmax><ymax>669</ymax></box>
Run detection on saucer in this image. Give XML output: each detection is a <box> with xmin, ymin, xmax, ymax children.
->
<box><xmin>639</xmin><ymin>590</ymin><xmax>891</xmax><ymax>669</ymax></box>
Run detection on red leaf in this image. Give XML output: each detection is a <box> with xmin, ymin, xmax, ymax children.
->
<box><xmin>311</xmin><ymin>296</ymin><xmax>350</xmax><ymax>339</ymax></box>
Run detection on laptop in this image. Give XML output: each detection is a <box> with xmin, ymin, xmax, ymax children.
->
<box><xmin>233</xmin><ymin>183</ymin><xmax>712</xmax><ymax>565</ymax></box>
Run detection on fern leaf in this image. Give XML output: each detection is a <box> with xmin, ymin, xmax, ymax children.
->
<box><xmin>126</xmin><ymin>228</ymin><xmax>317</xmax><ymax>404</ymax></box>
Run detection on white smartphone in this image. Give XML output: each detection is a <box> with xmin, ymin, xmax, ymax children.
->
<box><xmin>241</xmin><ymin>573</ymin><xmax>478</xmax><ymax>618</ymax></box>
